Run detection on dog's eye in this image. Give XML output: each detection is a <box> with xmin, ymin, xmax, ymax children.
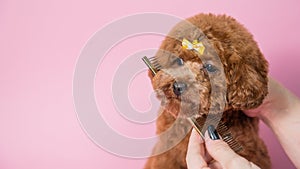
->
<box><xmin>173</xmin><ymin>58</ymin><xmax>184</xmax><ymax>66</ymax></box>
<box><xmin>203</xmin><ymin>64</ymin><xmax>217</xmax><ymax>73</ymax></box>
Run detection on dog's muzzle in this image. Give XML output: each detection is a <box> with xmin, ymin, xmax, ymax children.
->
<box><xmin>173</xmin><ymin>81</ymin><xmax>187</xmax><ymax>96</ymax></box>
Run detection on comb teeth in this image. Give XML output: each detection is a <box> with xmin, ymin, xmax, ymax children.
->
<box><xmin>189</xmin><ymin>116</ymin><xmax>243</xmax><ymax>153</ymax></box>
<box><xmin>142</xmin><ymin>56</ymin><xmax>162</xmax><ymax>75</ymax></box>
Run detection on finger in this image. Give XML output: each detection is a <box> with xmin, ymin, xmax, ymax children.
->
<box><xmin>190</xmin><ymin>129</ymin><xmax>213</xmax><ymax>163</ymax></box>
<box><xmin>204</xmin><ymin>132</ymin><xmax>257</xmax><ymax>169</ymax></box>
<box><xmin>186</xmin><ymin>129</ymin><xmax>208</xmax><ymax>169</ymax></box>
<box><xmin>188</xmin><ymin>128</ymin><xmax>205</xmax><ymax>155</ymax></box>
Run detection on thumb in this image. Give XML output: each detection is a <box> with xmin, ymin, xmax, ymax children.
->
<box><xmin>205</xmin><ymin>126</ymin><xmax>259</xmax><ymax>169</ymax></box>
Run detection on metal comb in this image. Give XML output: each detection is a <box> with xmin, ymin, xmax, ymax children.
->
<box><xmin>142</xmin><ymin>56</ymin><xmax>162</xmax><ymax>76</ymax></box>
<box><xmin>188</xmin><ymin>116</ymin><xmax>243</xmax><ymax>153</ymax></box>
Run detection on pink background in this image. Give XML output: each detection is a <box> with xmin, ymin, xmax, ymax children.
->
<box><xmin>1</xmin><ymin>0</ymin><xmax>300</xmax><ymax>169</ymax></box>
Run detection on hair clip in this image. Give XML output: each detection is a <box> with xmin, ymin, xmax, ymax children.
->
<box><xmin>182</xmin><ymin>38</ymin><xmax>205</xmax><ymax>55</ymax></box>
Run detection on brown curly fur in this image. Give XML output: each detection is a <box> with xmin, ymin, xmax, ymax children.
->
<box><xmin>144</xmin><ymin>14</ymin><xmax>271</xmax><ymax>169</ymax></box>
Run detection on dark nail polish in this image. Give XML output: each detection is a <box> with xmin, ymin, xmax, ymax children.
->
<box><xmin>207</xmin><ymin>125</ymin><xmax>220</xmax><ymax>140</ymax></box>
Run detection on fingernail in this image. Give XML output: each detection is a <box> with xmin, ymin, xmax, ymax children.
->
<box><xmin>207</xmin><ymin>125</ymin><xmax>220</xmax><ymax>140</ymax></box>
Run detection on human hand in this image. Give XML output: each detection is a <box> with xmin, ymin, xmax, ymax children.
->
<box><xmin>186</xmin><ymin>127</ymin><xmax>260</xmax><ymax>169</ymax></box>
<box><xmin>243</xmin><ymin>78</ymin><xmax>300</xmax><ymax>168</ymax></box>
<box><xmin>243</xmin><ymin>77</ymin><xmax>300</xmax><ymax>119</ymax></box>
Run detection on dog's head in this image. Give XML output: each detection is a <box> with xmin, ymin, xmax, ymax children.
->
<box><xmin>149</xmin><ymin>14</ymin><xmax>268</xmax><ymax>118</ymax></box>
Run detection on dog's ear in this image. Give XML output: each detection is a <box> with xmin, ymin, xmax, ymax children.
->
<box><xmin>227</xmin><ymin>52</ymin><xmax>268</xmax><ymax>110</ymax></box>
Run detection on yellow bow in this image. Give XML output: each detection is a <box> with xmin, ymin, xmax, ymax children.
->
<box><xmin>182</xmin><ymin>38</ymin><xmax>205</xmax><ymax>55</ymax></box>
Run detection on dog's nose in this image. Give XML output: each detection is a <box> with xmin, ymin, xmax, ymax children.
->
<box><xmin>173</xmin><ymin>81</ymin><xmax>187</xmax><ymax>96</ymax></box>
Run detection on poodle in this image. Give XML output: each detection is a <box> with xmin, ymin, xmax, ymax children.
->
<box><xmin>144</xmin><ymin>13</ymin><xmax>271</xmax><ymax>169</ymax></box>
